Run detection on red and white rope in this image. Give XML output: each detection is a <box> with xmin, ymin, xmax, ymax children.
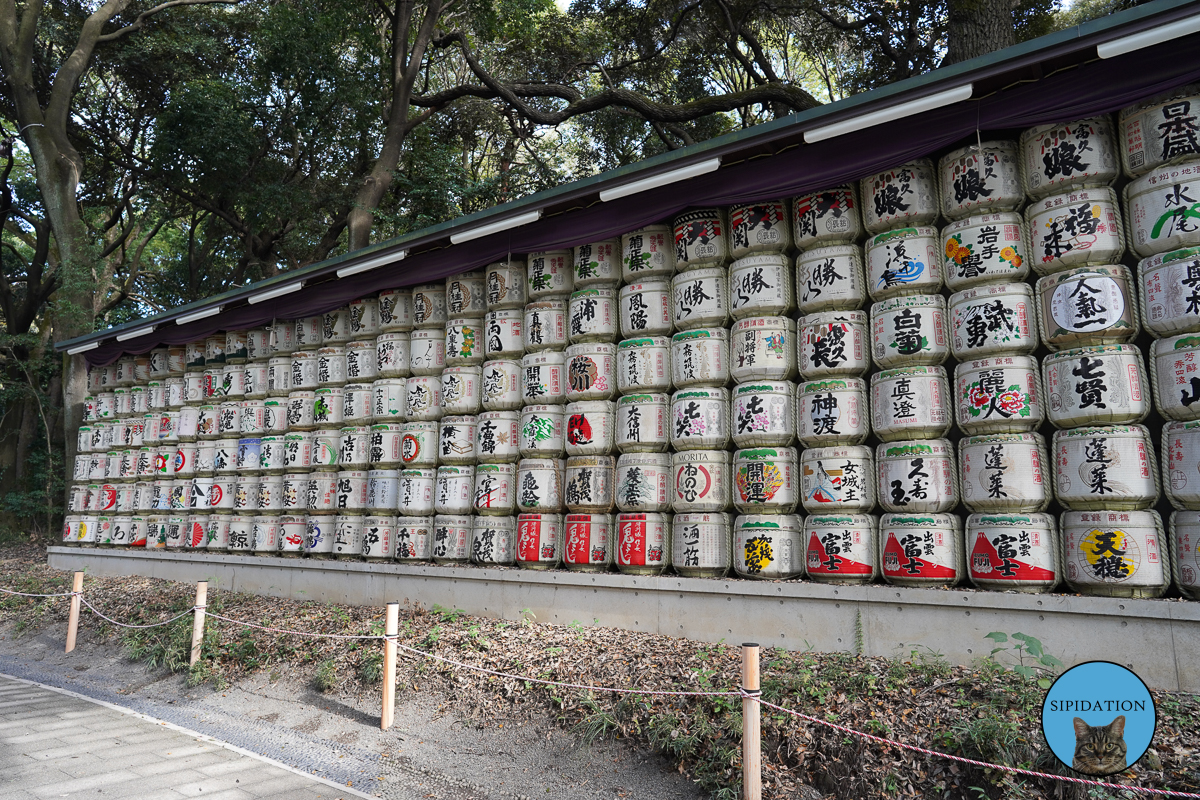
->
<box><xmin>0</xmin><ymin>587</ymin><xmax>75</xmax><ymax>598</ymax></box>
<box><xmin>79</xmin><ymin>597</ymin><xmax>196</xmax><ymax>629</ymax></box>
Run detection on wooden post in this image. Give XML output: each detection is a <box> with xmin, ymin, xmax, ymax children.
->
<box><xmin>742</xmin><ymin>643</ymin><xmax>762</xmax><ymax>800</ymax></box>
<box><xmin>381</xmin><ymin>602</ymin><xmax>399</xmax><ymax>730</ymax></box>
<box><xmin>64</xmin><ymin>572</ymin><xmax>83</xmax><ymax>654</ymax></box>
<box><xmin>189</xmin><ymin>581</ymin><xmax>208</xmax><ymax>668</ymax></box>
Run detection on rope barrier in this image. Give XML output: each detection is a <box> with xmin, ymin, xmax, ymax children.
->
<box><xmin>0</xmin><ymin>587</ymin><xmax>75</xmax><ymax>598</ymax></box>
<box><xmin>78</xmin><ymin>597</ymin><xmax>196</xmax><ymax>630</ymax></box>
<box><xmin>204</xmin><ymin>612</ymin><xmax>386</xmax><ymax>640</ymax></box>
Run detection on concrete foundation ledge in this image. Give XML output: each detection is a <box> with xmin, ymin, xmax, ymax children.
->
<box><xmin>46</xmin><ymin>546</ymin><xmax>1200</xmax><ymax>692</ymax></box>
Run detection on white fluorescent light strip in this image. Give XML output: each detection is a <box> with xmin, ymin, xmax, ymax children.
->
<box><xmin>804</xmin><ymin>83</ymin><xmax>975</xmax><ymax>144</ymax></box>
<box><xmin>248</xmin><ymin>282</ymin><xmax>303</xmax><ymax>305</ymax></box>
<box><xmin>116</xmin><ymin>326</ymin><xmax>155</xmax><ymax>342</ymax></box>
<box><xmin>336</xmin><ymin>249</ymin><xmax>407</xmax><ymax>279</ymax></box>
<box><xmin>450</xmin><ymin>209</ymin><xmax>542</xmax><ymax>245</ymax></box>
<box><xmin>598</xmin><ymin>157</ymin><xmax>723</xmax><ymax>202</ymax></box>
<box><xmin>175</xmin><ymin>306</ymin><xmax>223</xmax><ymax>325</ymax></box>
<box><xmin>1097</xmin><ymin>13</ymin><xmax>1200</xmax><ymax>59</ymax></box>
<box><xmin>67</xmin><ymin>342</ymin><xmax>100</xmax><ymax>355</ymax></box>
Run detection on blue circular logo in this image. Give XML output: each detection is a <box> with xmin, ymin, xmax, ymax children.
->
<box><xmin>1041</xmin><ymin>661</ymin><xmax>1156</xmax><ymax>777</ymax></box>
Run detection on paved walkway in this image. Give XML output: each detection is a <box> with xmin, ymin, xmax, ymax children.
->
<box><xmin>0</xmin><ymin>673</ymin><xmax>371</xmax><ymax>800</ymax></box>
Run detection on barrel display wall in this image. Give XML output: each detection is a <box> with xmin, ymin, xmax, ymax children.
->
<box><xmin>64</xmin><ymin>84</ymin><xmax>1200</xmax><ymax>604</ymax></box>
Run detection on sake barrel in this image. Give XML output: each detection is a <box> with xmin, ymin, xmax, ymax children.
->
<box><xmin>233</xmin><ymin>476</ymin><xmax>259</xmax><ymax>513</ymax></box>
<box><xmin>280</xmin><ymin>471</ymin><xmax>309</xmax><ymax>513</ymax></box>
<box><xmin>1150</xmin><ymin>333</ymin><xmax>1200</xmax><ymax>421</ymax></box>
<box><xmin>434</xmin><ymin>465</ymin><xmax>474</xmax><ymax>515</ymax></box>
<box><xmin>562</xmin><ymin>513</ymin><xmax>614</xmax><ymax>572</ymax></box>
<box><xmin>568</xmin><ymin>287</ymin><xmax>617</xmax><ymax>343</ymax></box>
<box><xmin>861</xmin><ymin>159</ymin><xmax>939</xmax><ymax>233</ymax></box>
<box><xmin>312</xmin><ymin>387</ymin><xmax>344</xmax><ymax>429</ymax></box>
<box><xmin>369</xmin><ymin>422</ymin><xmax>405</xmax><ymax>467</ymax></box>
<box><xmin>349</xmin><ymin>297</ymin><xmax>381</xmax><ymax>341</ymax></box>
<box><xmin>730</xmin><ymin>199</ymin><xmax>791</xmax><ymax>259</ymax></box>
<box><xmin>959</xmin><ymin>433</ymin><xmax>1052</xmax><ymax>513</ymax></box>
<box><xmin>237</xmin><ymin>436</ymin><xmax>265</xmax><ymax>471</ymax></box>
<box><xmin>526</xmin><ymin>250</ymin><xmax>573</xmax><ymax>300</ymax></box>
<box><xmin>792</xmin><ymin>184</ymin><xmax>863</xmax><ymax>250</ymax></box>
<box><xmin>672</xmin><ymin>450</ymin><xmax>730</xmax><ymax>513</ymax></box>
<box><xmin>229</xmin><ymin>516</ymin><xmax>255</xmax><ymax>552</ymax></box>
<box><xmin>800</xmin><ymin>445</ymin><xmax>874</xmax><ymax>514</ymax></box>
<box><xmin>334</xmin><ymin>426</ymin><xmax>367</xmax><ymax>468</ymax></box>
<box><xmin>360</xmin><ymin>515</ymin><xmax>396</xmax><ymax>560</ymax></box>
<box><xmin>409</xmin><ymin>328</ymin><xmax>446</xmax><ymax>375</ymax></box>
<box><xmin>671</xmin><ymin>267</ymin><xmax>729</xmax><ymax>331</ymax></box>
<box><xmin>321</xmin><ymin>306</ymin><xmax>351</xmax><ymax>344</ymax></box>
<box><xmin>732</xmin><ymin>381</ymin><xmax>795</xmax><ymax>448</ymax></box>
<box><xmin>621</xmin><ymin>225</ymin><xmax>675</xmax><ymax>283</ymax></box>
<box><xmin>290</xmin><ymin>351</ymin><xmax>318</xmax><ymax>391</ymax></box>
<box><xmin>671</xmin><ymin>512</ymin><xmax>730</xmax><ymax>578</ymax></box>
<box><xmin>482</xmin><ymin>359</ymin><xmax>523</xmax><ymax>411</ymax></box>
<box><xmin>270</xmin><ymin>321</ymin><xmax>298</xmax><ymax>355</ymax></box>
<box><xmin>804</xmin><ymin>514</ymin><xmax>878</xmax><ymax>584</ymax></box>
<box><xmin>399</xmin><ymin>469</ymin><xmax>436</xmax><ymax>516</ymax></box>
<box><xmin>516</xmin><ymin>458</ymin><xmax>563</xmax><ymax>513</ymax></box>
<box><xmin>796</xmin><ymin>244</ymin><xmax>867</xmax><ymax>315</ymax></box>
<box><xmin>671</xmin><ymin>329</ymin><xmax>729</xmax><ymax>389</ymax></box>
<box><xmin>733</xmin><ymin>514</ymin><xmax>804</xmax><ymax>579</ymax></box>
<box><xmin>1140</xmin><ymin>247</ymin><xmax>1200</xmax><ymax>337</ymax></box>
<box><xmin>486</xmin><ymin>260</ymin><xmax>528</xmax><ymax>310</ymax></box>
<box><xmin>378</xmin><ymin>288</ymin><xmax>414</xmax><ymax>332</ymax></box>
<box><xmin>343</xmin><ymin>382</ymin><xmax>373</xmax><ymax>425</ymax></box>
<box><xmin>204</xmin><ymin>336</ymin><xmax>226</xmax><ymax>367</ymax></box>
<box><xmin>1119</xmin><ymin>83</ymin><xmax>1200</xmax><ymax>176</ymax></box>
<box><xmin>444</xmin><ymin>318</ymin><xmax>484</xmax><ymax>367</ymax></box>
<box><xmin>565</xmin><ymin>400</ymin><xmax>616</xmax><ymax>457</ymax></box>
<box><xmin>1164</xmin><ymin>420</ymin><xmax>1200</xmax><ymax>509</ymax></box>
<box><xmin>212</xmin><ymin>437</ymin><xmax>238</xmax><ymax>473</ymax></box>
<box><xmin>615</xmin><ymin>393</ymin><xmax>670</xmax><ymax>453</ymax></box>
<box><xmin>729</xmin><ymin>254</ymin><xmax>793</xmax><ymax>319</ymax></box>
<box><xmin>445</xmin><ymin>270</ymin><xmax>487</xmax><ymax>319</ymax></box>
<box><xmin>345</xmin><ymin>339</ymin><xmax>378</xmax><ymax>382</ymax></box>
<box><xmin>1021</xmin><ymin>116</ymin><xmax>1120</xmax><ymax>198</ymax></box>
<box><xmin>1025</xmin><ymin>187</ymin><xmax>1125</xmax><ymax>275</ymax></box>
<box><xmin>1043</xmin><ymin>345</ymin><xmax>1150</xmax><ymax>428</ymax></box>
<box><xmin>61</xmin><ymin>515</ymin><xmax>82</xmax><ymax>546</ymax></box>
<box><xmin>865</xmin><ymin>227</ymin><xmax>943</xmax><ymax>300</ymax></box>
<box><xmin>730</xmin><ymin>317</ymin><xmax>796</xmax><ymax>382</ymax></box>
<box><xmin>565</xmin><ymin>343</ymin><xmax>618</xmax><ymax>401</ymax></box>
<box><xmin>252</xmin><ymin>515</ymin><xmax>280</xmax><ymax>554</ymax></box>
<box><xmin>473</xmin><ymin>462</ymin><xmax>516</xmax><ymax>515</ymax></box>
<box><xmin>619</xmin><ymin>281</ymin><xmax>672</xmax><ymax>338</ymax></box>
<box><xmin>938</xmin><ymin>140</ymin><xmax>1023</xmax><ymax>220</ymax></box>
<box><xmin>316</xmin><ymin>346</ymin><xmax>348</xmax><ymax>387</ymax></box>
<box><xmin>876</xmin><ymin>439</ymin><xmax>958</xmax><ymax>514</ymax></box>
<box><xmin>259</xmin><ymin>434</ymin><xmax>286</xmax><ymax>472</ymax></box>
<box><xmin>166</xmin><ymin>377</ymin><xmax>186</xmax><ymax>408</ymax></box>
<box><xmin>475</xmin><ymin>411</ymin><xmax>520</xmax><ymax>463</ymax></box>
<box><xmin>1036</xmin><ymin>265</ymin><xmax>1140</xmax><ymax>350</ymax></box>
<box><xmin>164</xmin><ymin>515</ymin><xmax>187</xmax><ymax>549</ymax></box>
<box><xmin>967</xmin><ymin>512</ymin><xmax>1060</xmax><ymax>592</ymax></box>
<box><xmin>432</xmin><ymin>514</ymin><xmax>472</xmax><ymax>563</ymax></box>
<box><xmin>519</xmin><ymin>404</ymin><xmax>565</xmax><ymax>458</ymax></box>
<box><xmin>411</xmin><ymin>283</ymin><xmax>447</xmax><ymax>329</ymax></box>
<box><xmin>796</xmin><ymin>378</ymin><xmax>868</xmax><ymax>447</ymax></box>
<box><xmin>564</xmin><ymin>455</ymin><xmax>615</xmax><ymax>513</ymax></box>
<box><xmin>366</xmin><ymin>469</ymin><xmax>399</xmax><ymax>512</ymax></box>
<box><xmin>733</xmin><ymin>446</ymin><xmax>800</xmax><ymax>514</ymax></box>
<box><xmin>205</xmin><ymin>514</ymin><xmax>231</xmax><ymax>551</ymax></box>
<box><xmin>616</xmin><ymin>336</ymin><xmax>671</xmax><ymax>394</ymax></box>
<box><xmin>955</xmin><ymin>355</ymin><xmax>1044</xmax><ymax>435</ymax></box>
<box><xmin>395</xmin><ymin>515</ymin><xmax>433</xmax><ymax>560</ymax></box>
<box><xmin>879</xmin><ymin>513</ymin><xmax>964</xmax><ymax>588</ymax></box>
<box><xmin>376</xmin><ymin>332</ymin><xmax>411</xmax><ymax>378</ymax></box>
<box><xmin>267</xmin><ymin>356</ymin><xmax>292</xmax><ymax>397</ymax></box>
<box><xmin>516</xmin><ymin>512</ymin><xmax>564</xmax><ymax>569</ymax></box>
<box><xmin>1126</xmin><ymin>160</ymin><xmax>1200</xmax><ymax>257</ymax></box>
<box><xmin>404</xmin><ymin>375</ymin><xmax>442</xmax><ymax>421</ymax></box>
<box><xmin>1169</xmin><ymin>510</ymin><xmax>1200</xmax><ymax>600</ymax></box>
<box><xmin>1061</xmin><ymin>509</ymin><xmax>1169</xmax><ymax>598</ymax></box>
<box><xmin>798</xmin><ymin>310</ymin><xmax>870</xmax><ymax>379</ymax></box>
<box><xmin>522</xmin><ymin>349</ymin><xmax>566</xmax><ymax>405</ymax></box>
<box><xmin>870</xmin><ymin>366</ymin><xmax>952</xmax><ymax>441</ymax></box>
<box><xmin>670</xmin><ymin>387</ymin><xmax>730</xmax><ymax>451</ymax></box>
<box><xmin>948</xmin><ymin>282</ymin><xmax>1037</xmax><ymax>359</ymax></box>
<box><xmin>149</xmin><ymin>348</ymin><xmax>172</xmax><ymax>378</ymax></box>
<box><xmin>871</xmin><ymin>294</ymin><xmax>949</xmax><ymax>368</ymax></box>
<box><xmin>573</xmin><ymin>240</ymin><xmax>620</xmax><ymax>288</ymax></box>
<box><xmin>1053</xmin><ymin>424</ymin><xmax>1159</xmax><ymax>510</ymax></box>
<box><xmin>616</xmin><ymin>512</ymin><xmax>671</xmax><ymax>575</ymax></box>
<box><xmin>332</xmin><ymin>514</ymin><xmax>363</xmax><ymax>558</ymax></box>
<box><xmin>524</xmin><ymin>300</ymin><xmax>568</xmax><ymax>352</ymax></box>
<box><xmin>484</xmin><ymin>309</ymin><xmax>524</xmax><ymax>360</ymax></box>
<box><xmin>258</xmin><ymin>474</ymin><xmax>284</xmax><ymax>511</ymax></box>
<box><xmin>673</xmin><ymin>208</ymin><xmax>728</xmax><ymax>270</ymax></box>
<box><xmin>438</xmin><ymin>415</ymin><xmax>478</xmax><ymax>465</ymax></box>
<box><xmin>442</xmin><ymin>365</ymin><xmax>482</xmax><ymax>415</ymax></box>
<box><xmin>615</xmin><ymin>453</ymin><xmax>671</xmax><ymax>513</ymax></box>
<box><xmin>285</xmin><ymin>391</ymin><xmax>316</xmax><ymax>431</ymax></box>
<box><xmin>240</xmin><ymin>399</ymin><xmax>266</xmax><ymax>435</ymax></box>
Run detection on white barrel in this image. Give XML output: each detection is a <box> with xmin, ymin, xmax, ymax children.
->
<box><xmin>432</xmin><ymin>515</ymin><xmax>468</xmax><ymax>561</ymax></box>
<box><xmin>376</xmin><ymin>332</ymin><xmax>411</xmax><ymax>378</ymax></box>
<box><xmin>432</xmin><ymin>465</ymin><xmax>473</xmax><ymax>515</ymax></box>
<box><xmin>516</xmin><ymin>458</ymin><xmax>563</xmax><ymax>513</ymax></box>
<box><xmin>147</xmin><ymin>382</ymin><xmax>167</xmax><ymax>411</ymax></box>
<box><xmin>804</xmin><ymin>513</ymin><xmax>878</xmax><ymax>584</ymax></box>
<box><xmin>246</xmin><ymin>328</ymin><xmax>272</xmax><ymax>362</ymax></box>
<box><xmin>519</xmin><ymin>404</ymin><xmax>565</xmax><ymax>458</ymax></box>
<box><xmin>616</xmin><ymin>336</ymin><xmax>671</xmax><ymax>394</ymax></box>
<box><xmin>516</xmin><ymin>512</ymin><xmax>564</xmax><ymax>569</ymax></box>
<box><xmin>473</xmin><ymin>462</ymin><xmax>516</xmax><ymax>515</ymax></box>
<box><xmin>251</xmin><ymin>515</ymin><xmax>280</xmax><ymax>554</ymax></box>
<box><xmin>1170</xmin><ymin>511</ymin><xmax>1200</xmax><ymax>599</ymax></box>
<box><xmin>573</xmin><ymin>240</ymin><xmax>620</xmax><ymax>288</ymax></box>
<box><xmin>861</xmin><ymin>159</ymin><xmax>939</xmax><ymax>233</ymax></box>
<box><xmin>334</xmin><ymin>469</ymin><xmax>368</xmax><ymax>512</ymax></box>
<box><xmin>130</xmin><ymin>386</ymin><xmax>148</xmax><ymax>417</ymax></box>
<box><xmin>959</xmin><ymin>433</ymin><xmax>1051</xmax><ymax>513</ymax></box>
<box><xmin>798</xmin><ymin>310</ymin><xmax>870</xmax><ymax>379</ymax></box>
<box><xmin>409</xmin><ymin>328</ymin><xmax>446</xmax><ymax>375</ymax></box>
<box><xmin>445</xmin><ymin>270</ymin><xmax>487</xmax><ymax>319</ymax></box>
<box><xmin>526</xmin><ymin>250</ymin><xmax>573</xmax><ymax>299</ymax></box>
<box><xmin>290</xmin><ymin>351</ymin><xmax>319</xmax><ymax>391</ymax></box>
<box><xmin>870</xmin><ymin>365</ymin><xmax>952</xmax><ymax>441</ymax></box>
<box><xmin>202</xmin><ymin>514</ymin><xmax>230</xmax><ymax>551</ymax></box>
<box><xmin>313</xmin><ymin>387</ymin><xmax>344</xmax><ymax>429</ymax></box>
<box><xmin>330</xmin><ymin>514</ymin><xmax>363</xmax><ymax>558</ymax></box>
<box><xmin>865</xmin><ymin>226</ymin><xmax>943</xmax><ymax>300</ymax></box>
<box><xmin>371</xmin><ymin>377</ymin><xmax>406</xmax><ymax>422</ymax></box>
<box><xmin>335</xmin><ymin>426</ymin><xmax>368</xmax><ymax>468</ymax></box>
<box><xmin>967</xmin><ymin>512</ymin><xmax>1060</xmax><ymax>592</ymax></box>
<box><xmin>259</xmin><ymin>435</ymin><xmax>286</xmax><ymax>472</ymax></box>
<box><xmin>436</xmin><ymin>415</ymin><xmax>476</xmax><ymax>465</ymax></box>
<box><xmin>671</xmin><ymin>267</ymin><xmax>728</xmax><ymax>331</ymax></box>
<box><xmin>240</xmin><ymin>399</ymin><xmax>266</xmax><ymax>435</ymax></box>
<box><xmin>729</xmin><ymin>200</ymin><xmax>791</xmax><ymax>259</ymax></box>
<box><xmin>671</xmin><ymin>329</ymin><xmax>729</xmax><ymax>389</ymax></box>
<box><xmin>565</xmin><ymin>400</ymin><xmax>616</xmax><ymax>457</ymax></box>
<box><xmin>670</xmin><ymin>387</ymin><xmax>730</xmax><ymax>450</ymax></box>
<box><xmin>565</xmin><ymin>343</ymin><xmax>617</xmax><ymax>401</ymax></box>
<box><xmin>616</xmin><ymin>512</ymin><xmax>670</xmax><ymax>575</ymax></box>
<box><xmin>880</xmin><ymin>512</ymin><xmax>964</xmax><ymax>587</ymax></box>
<box><xmin>281</xmin><ymin>472</ymin><xmax>309</xmax><ymax>513</ymax></box>
<box><xmin>876</xmin><ymin>439</ymin><xmax>957</xmax><ymax>514</ymax></box>
<box><xmin>568</xmin><ymin>288</ymin><xmax>617</xmax><ymax>343</ymax></box>
<box><xmin>1021</xmin><ymin>116</ymin><xmax>1120</xmax><ymax>198</ymax></box>
<box><xmin>221</xmin><ymin>364</ymin><xmax>246</xmax><ymax>399</ymax></box>
<box><xmin>562</xmin><ymin>513</ymin><xmax>614</xmax><ymax>571</ymax></box>
<box><xmin>128</xmin><ymin>516</ymin><xmax>149</xmax><ymax>548</ymax></box>
<box><xmin>732</xmin><ymin>514</ymin><xmax>803</xmax><ymax>579</ymax></box>
<box><xmin>871</xmin><ymin>294</ymin><xmax>949</xmax><ymax>368</ymax></box>
<box><xmin>564</xmin><ymin>455</ymin><xmax>615</xmax><ymax>513</ymax></box>
<box><xmin>378</xmin><ymin>289</ymin><xmax>415</xmax><ymax>332</ymax></box>
<box><xmin>728</xmin><ymin>255</ymin><xmax>793</xmax><ymax>320</ymax></box>
<box><xmin>796</xmin><ymin>378</ymin><xmax>868</xmax><ymax>447</ymax></box>
<box><xmin>948</xmin><ymin>282</ymin><xmax>1037</xmax><ymax>358</ymax></box>
<box><xmin>411</xmin><ymin>284</ymin><xmax>447</xmax><ymax>329</ymax></box>
<box><xmin>522</xmin><ymin>350</ymin><xmax>566</xmax><ymax>406</ymax></box>
<box><xmin>444</xmin><ymin>317</ymin><xmax>484</xmax><ymax>367</ymax></box>
<box><xmin>282</xmin><ymin>431</ymin><xmax>313</xmax><ymax>471</ymax></box>
<box><xmin>114</xmin><ymin>482</ymin><xmax>137</xmax><ymax>513</ymax></box>
<box><xmin>61</xmin><ymin>515</ymin><xmax>82</xmax><ymax>545</ymax></box>
<box><xmin>322</xmin><ymin>306</ymin><xmax>352</xmax><ymax>344</ymax></box>
<box><xmin>1151</xmin><ymin>333</ymin><xmax>1200</xmax><ymax>421</ymax></box>
<box><xmin>166</xmin><ymin>377</ymin><xmax>186</xmax><ymax>408</ymax></box>
<box><xmin>615</xmin><ymin>453</ymin><xmax>671</xmax><ymax>513</ymax></box>
<box><xmin>733</xmin><ymin>446</ymin><xmax>799</xmax><ymax>514</ymax></box>
<box><xmin>224</xmin><ymin>330</ymin><xmax>248</xmax><ymax>364</ymax></box>
<box><xmin>796</xmin><ymin>244</ymin><xmax>866</xmax><ymax>315</ymax></box>
<box><xmin>619</xmin><ymin>281</ymin><xmax>672</xmax><ymax>338</ymax></box>
<box><xmin>186</xmin><ymin>513</ymin><xmax>210</xmax><ymax>548</ymax></box>
<box><xmin>523</xmin><ymin>300</ymin><xmax>568</xmax><ymax>352</ymax></box>
<box><xmin>149</xmin><ymin>348</ymin><xmax>171</xmax><ymax>378</ymax></box>
<box><xmin>226</xmin><ymin>514</ymin><xmax>253</xmax><ymax>552</ymax></box>
<box><xmin>143</xmin><ymin>412</ymin><xmax>163</xmax><ymax>443</ymax></box>
<box><xmin>285</xmin><ymin>390</ymin><xmax>315</xmax><ymax>431</ymax></box>
<box><xmin>1053</xmin><ymin>424</ymin><xmax>1159</xmax><ymax>510</ymax></box>
<box><xmin>302</xmin><ymin>514</ymin><xmax>334</xmax><ymax>556</ymax></box>
<box><xmin>938</xmin><ymin>140</ymin><xmax>1023</xmax><ymax>220</ymax></box>
<box><xmin>399</xmin><ymin>420</ymin><xmax>437</xmax><ymax>467</ymax></box>
<box><xmin>271</xmin><ymin>321</ymin><xmax>300</xmax><ymax>356</ymax></box>
<box><xmin>672</xmin><ymin>450</ymin><xmax>730</xmax><ymax>514</ymax></box>
<box><xmin>1140</xmin><ymin>247</ymin><xmax>1200</xmax><ymax>337</ymax></box>
<box><xmin>342</xmin><ymin>382</ymin><xmax>373</xmax><ymax>425</ymax></box>
<box><xmin>267</xmin><ymin>356</ymin><xmax>292</xmax><ymax>397</ymax></box>
<box><xmin>1120</xmin><ymin>84</ymin><xmax>1200</xmax><ymax>176</ymax></box>
<box><xmin>1036</xmin><ymin>265</ymin><xmax>1140</xmax><ymax>350</ymax></box>
<box><xmin>732</xmin><ymin>381</ymin><xmax>794</xmax><ymax>448</ymax></box>
<box><xmin>441</xmin><ymin>366</ymin><xmax>482</xmax><ymax>416</ymax></box>
<box><xmin>212</xmin><ymin>437</ymin><xmax>238</xmax><ymax>473</ymax></box>
<box><xmin>236</xmin><ymin>436</ymin><xmax>263</xmax><ymax>471</ymax></box>
<box><xmin>1126</xmin><ymin>160</ymin><xmax>1200</xmax><ymax>258</ymax></box>
<box><xmin>792</xmin><ymin>184</ymin><xmax>862</xmax><ymax>250</ymax></box>
<box><xmin>399</xmin><ymin>468</ymin><xmax>435</xmax><ymax>515</ymax></box>
<box><xmin>1062</xmin><ymin>509</ymin><xmax>1169</xmax><ymax>598</ymax></box>
<box><xmin>404</xmin><ymin>375</ymin><xmax>442</xmax><ymax>421</ymax></box>
<box><xmin>257</xmin><ymin>474</ymin><xmax>284</xmax><ymax>511</ymax></box>
<box><xmin>955</xmin><ymin>355</ymin><xmax>1044</xmax><ymax>435</ymax></box>
<box><xmin>161</xmin><ymin>515</ymin><xmax>186</xmax><ymax>549</ymax></box>
<box><xmin>345</xmin><ymin>339</ymin><xmax>378</xmax><ymax>382</ymax></box>
<box><xmin>1026</xmin><ymin>187</ymin><xmax>1125</xmax><ymax>275</ymax></box>
<box><xmin>368</xmin><ymin>422</ymin><xmax>404</xmax><ymax>467</ymax></box>
<box><xmin>615</xmin><ymin>393</ymin><xmax>670</xmax><ymax>453</ymax></box>
<box><xmin>470</xmin><ymin>516</ymin><xmax>516</xmax><ymax>565</ymax></box>
<box><xmin>672</xmin><ymin>512</ymin><xmax>731</xmax><ymax>577</ymax></box>
<box><xmin>475</xmin><ymin>411</ymin><xmax>520</xmax><ymax>463</ymax></box>
<box><xmin>621</xmin><ymin>226</ymin><xmax>675</xmax><ymax>282</ymax></box>
<box><xmin>281</xmin><ymin>514</ymin><xmax>308</xmax><ymax>554</ymax></box>
<box><xmin>482</xmin><ymin>359</ymin><xmax>523</xmax><ymax>411</ymax></box>
<box><xmin>204</xmin><ymin>335</ymin><xmax>225</xmax><ymax>367</ymax></box>
<box><xmin>311</xmin><ymin>428</ymin><xmax>340</xmax><ymax>467</ymax></box>
<box><xmin>673</xmin><ymin>208</ymin><xmax>728</xmax><ymax>270</ymax></box>
<box><xmin>484</xmin><ymin>309</ymin><xmax>524</xmax><ymax>360</ymax></box>
<box><xmin>393</xmin><ymin>515</ymin><xmax>431</xmax><ymax>560</ymax></box>
<box><xmin>195</xmin><ymin>404</ymin><xmax>218</xmax><ymax>440</ymax></box>
<box><xmin>485</xmin><ymin>260</ymin><xmax>528</xmax><ymax>310</ymax></box>
<box><xmin>1044</xmin><ymin>345</ymin><xmax>1149</xmax><ymax>428</ymax></box>
<box><xmin>233</xmin><ymin>475</ymin><xmax>258</xmax><ymax>513</ymax></box>
<box><xmin>1165</xmin><ymin>420</ymin><xmax>1200</xmax><ymax>510</ymax></box>
<box><xmin>799</xmin><ymin>444</ymin><xmax>874</xmax><ymax>513</ymax></box>
<box><xmin>359</xmin><ymin>515</ymin><xmax>395</xmax><ymax>559</ymax></box>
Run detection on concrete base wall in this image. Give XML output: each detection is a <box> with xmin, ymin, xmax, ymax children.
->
<box><xmin>48</xmin><ymin>547</ymin><xmax>1200</xmax><ymax>692</ymax></box>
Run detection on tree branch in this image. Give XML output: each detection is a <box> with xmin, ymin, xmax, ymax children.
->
<box><xmin>95</xmin><ymin>0</ymin><xmax>242</xmax><ymax>43</ymax></box>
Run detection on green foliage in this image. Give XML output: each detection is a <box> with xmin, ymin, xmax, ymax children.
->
<box><xmin>312</xmin><ymin>658</ymin><xmax>338</xmax><ymax>692</ymax></box>
<box><xmin>984</xmin><ymin>631</ymin><xmax>1064</xmax><ymax>689</ymax></box>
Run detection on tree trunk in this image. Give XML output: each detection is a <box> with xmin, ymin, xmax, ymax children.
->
<box><xmin>945</xmin><ymin>0</ymin><xmax>1016</xmax><ymax>66</ymax></box>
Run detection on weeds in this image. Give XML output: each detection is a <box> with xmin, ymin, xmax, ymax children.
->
<box><xmin>313</xmin><ymin>658</ymin><xmax>337</xmax><ymax>692</ymax></box>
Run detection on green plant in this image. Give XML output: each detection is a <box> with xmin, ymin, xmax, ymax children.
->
<box><xmin>312</xmin><ymin>658</ymin><xmax>337</xmax><ymax>692</ymax></box>
<box><xmin>984</xmin><ymin>632</ymin><xmax>1063</xmax><ymax>689</ymax></box>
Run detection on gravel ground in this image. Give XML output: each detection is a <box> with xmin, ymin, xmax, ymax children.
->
<box><xmin>0</xmin><ymin>623</ymin><xmax>708</xmax><ymax>800</ymax></box>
